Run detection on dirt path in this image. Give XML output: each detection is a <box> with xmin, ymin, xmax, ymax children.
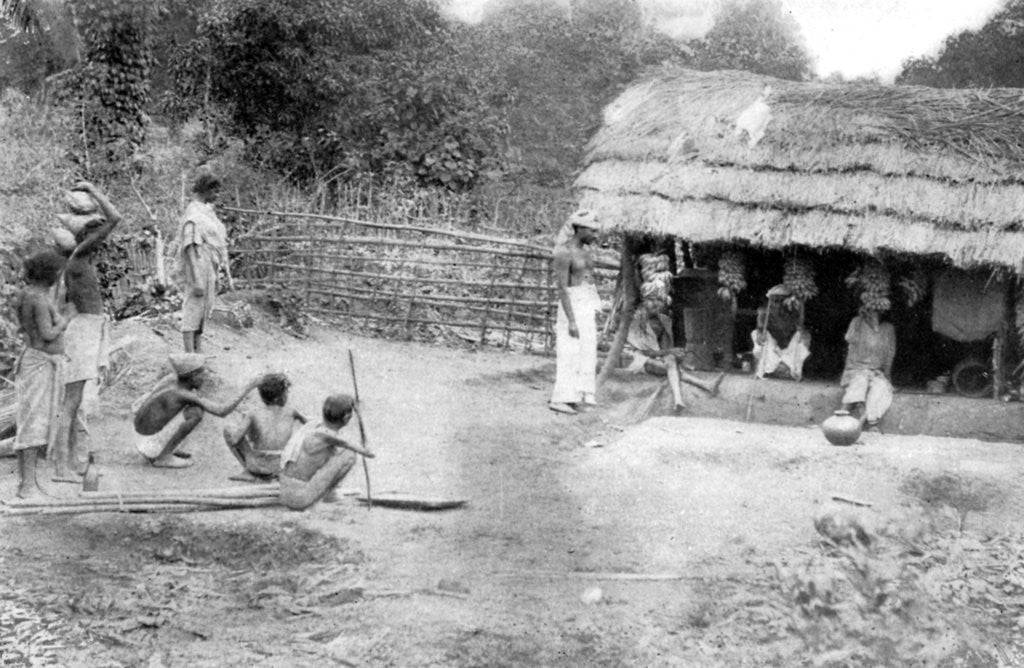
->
<box><xmin>3</xmin><ymin>318</ymin><xmax>1024</xmax><ymax>666</ymax></box>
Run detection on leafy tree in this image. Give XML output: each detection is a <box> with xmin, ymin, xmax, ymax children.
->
<box><xmin>896</xmin><ymin>0</ymin><xmax>1024</xmax><ymax>88</ymax></box>
<box><xmin>69</xmin><ymin>0</ymin><xmax>161</xmax><ymax>162</ymax></box>
<box><xmin>690</xmin><ymin>0</ymin><xmax>812</xmax><ymax>81</ymax></box>
<box><xmin>462</xmin><ymin>0</ymin><xmax>691</xmax><ymax>186</ymax></box>
<box><xmin>167</xmin><ymin>0</ymin><xmax>505</xmax><ymax>189</ymax></box>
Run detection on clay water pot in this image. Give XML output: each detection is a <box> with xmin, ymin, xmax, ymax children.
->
<box><xmin>821</xmin><ymin>410</ymin><xmax>861</xmax><ymax>446</ymax></box>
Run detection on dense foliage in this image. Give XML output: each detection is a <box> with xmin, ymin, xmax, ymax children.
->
<box><xmin>2</xmin><ymin>0</ymin><xmax>810</xmax><ymax>188</ymax></box>
<box><xmin>461</xmin><ymin>0</ymin><xmax>691</xmax><ymax>186</ymax></box>
<box><xmin>689</xmin><ymin>0</ymin><xmax>813</xmax><ymax>82</ymax></box>
<box><xmin>896</xmin><ymin>0</ymin><xmax>1024</xmax><ymax>88</ymax></box>
<box><xmin>164</xmin><ymin>0</ymin><xmax>505</xmax><ymax>190</ymax></box>
<box><xmin>67</xmin><ymin>0</ymin><xmax>159</xmax><ymax>166</ymax></box>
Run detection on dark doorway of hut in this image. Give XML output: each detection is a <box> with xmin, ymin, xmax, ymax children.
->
<box><xmin>626</xmin><ymin>239</ymin><xmax>1019</xmax><ymax>403</ymax></box>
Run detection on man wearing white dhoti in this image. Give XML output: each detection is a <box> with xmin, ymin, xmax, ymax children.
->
<box><xmin>549</xmin><ymin>210</ymin><xmax>600</xmax><ymax>415</ymax></box>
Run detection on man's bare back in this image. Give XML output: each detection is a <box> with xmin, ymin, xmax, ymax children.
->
<box><xmin>245</xmin><ymin>404</ymin><xmax>305</xmax><ymax>451</ymax></box>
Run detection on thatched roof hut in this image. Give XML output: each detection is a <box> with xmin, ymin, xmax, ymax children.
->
<box><xmin>577</xmin><ymin>68</ymin><xmax>1024</xmax><ymax>271</ymax></box>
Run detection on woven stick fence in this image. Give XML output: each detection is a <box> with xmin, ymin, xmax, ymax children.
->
<box><xmin>227</xmin><ymin>208</ymin><xmax>616</xmax><ymax>352</ymax></box>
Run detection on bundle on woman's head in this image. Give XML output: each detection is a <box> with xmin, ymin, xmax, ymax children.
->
<box><xmin>54</xmin><ymin>187</ymin><xmax>103</xmax><ymax>247</ymax></box>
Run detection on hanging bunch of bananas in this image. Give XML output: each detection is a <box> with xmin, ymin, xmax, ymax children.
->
<box><xmin>782</xmin><ymin>257</ymin><xmax>817</xmax><ymax>309</ymax></box>
<box><xmin>897</xmin><ymin>268</ymin><xmax>927</xmax><ymax>307</ymax></box>
<box><xmin>846</xmin><ymin>262</ymin><xmax>892</xmax><ymax>313</ymax></box>
<box><xmin>717</xmin><ymin>251</ymin><xmax>747</xmax><ymax>301</ymax></box>
<box><xmin>637</xmin><ymin>252</ymin><xmax>673</xmax><ymax>314</ymax></box>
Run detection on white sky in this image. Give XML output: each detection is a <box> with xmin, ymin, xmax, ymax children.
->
<box><xmin>444</xmin><ymin>0</ymin><xmax>1008</xmax><ymax>82</ymax></box>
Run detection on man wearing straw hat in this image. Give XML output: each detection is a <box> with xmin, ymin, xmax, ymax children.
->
<box><xmin>133</xmin><ymin>353</ymin><xmax>264</xmax><ymax>468</ymax></box>
<box><xmin>175</xmin><ymin>173</ymin><xmax>232</xmax><ymax>354</ymax></box>
<box><xmin>53</xmin><ymin>180</ymin><xmax>122</xmax><ymax>483</ymax></box>
<box><xmin>549</xmin><ymin>209</ymin><xmax>601</xmax><ymax>415</ymax></box>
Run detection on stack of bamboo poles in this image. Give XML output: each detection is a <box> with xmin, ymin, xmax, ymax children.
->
<box><xmin>2</xmin><ymin>484</ymin><xmax>282</xmax><ymax>516</ymax></box>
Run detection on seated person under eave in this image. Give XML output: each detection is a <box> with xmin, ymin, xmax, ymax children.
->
<box><xmin>751</xmin><ymin>285</ymin><xmax>812</xmax><ymax>381</ymax></box>
<box><xmin>840</xmin><ymin>307</ymin><xmax>896</xmax><ymax>429</ymax></box>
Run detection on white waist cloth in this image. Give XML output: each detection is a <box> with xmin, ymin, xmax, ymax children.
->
<box><xmin>752</xmin><ymin>329</ymin><xmax>811</xmax><ymax>381</ymax></box>
<box><xmin>841</xmin><ymin>369</ymin><xmax>893</xmax><ymax>423</ymax></box>
<box><xmin>136</xmin><ymin>411</ymin><xmax>186</xmax><ymax>460</ymax></box>
<box><xmin>551</xmin><ymin>283</ymin><xmax>600</xmax><ymax>404</ymax></box>
<box><xmin>64</xmin><ymin>313</ymin><xmax>110</xmax><ymax>383</ymax></box>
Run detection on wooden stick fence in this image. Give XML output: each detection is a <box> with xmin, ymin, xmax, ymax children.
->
<box><xmin>228</xmin><ymin>208</ymin><xmax>616</xmax><ymax>351</ymax></box>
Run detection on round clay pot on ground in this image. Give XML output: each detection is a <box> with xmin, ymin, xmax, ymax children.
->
<box><xmin>821</xmin><ymin>410</ymin><xmax>861</xmax><ymax>446</ymax></box>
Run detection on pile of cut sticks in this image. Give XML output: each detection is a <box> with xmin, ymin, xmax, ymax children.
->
<box><xmin>2</xmin><ymin>484</ymin><xmax>282</xmax><ymax>516</ymax></box>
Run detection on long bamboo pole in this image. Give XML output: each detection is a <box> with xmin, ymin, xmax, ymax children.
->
<box><xmin>222</xmin><ymin>207</ymin><xmax>552</xmax><ymax>253</ymax></box>
<box><xmin>238</xmin><ymin>261</ymin><xmax>560</xmax><ymax>292</ymax></box>
<box><xmin>306</xmin><ymin>308</ymin><xmax>552</xmax><ymax>336</ymax></box>
<box><xmin>235</xmin><ymin>251</ymin><xmax>618</xmax><ymax>275</ymax></box>
<box><xmin>6</xmin><ymin>495</ymin><xmax>280</xmax><ymax>509</ymax></box>
<box><xmin>306</xmin><ymin>283</ymin><xmax>553</xmax><ymax>309</ymax></box>
<box><xmin>242</xmin><ymin>235</ymin><xmax>553</xmax><ymax>260</ymax></box>
<box><xmin>78</xmin><ymin>485</ymin><xmax>280</xmax><ymax>499</ymax></box>
<box><xmin>3</xmin><ymin>499</ymin><xmax>282</xmax><ymax>516</ymax></box>
<box><xmin>596</xmin><ymin>236</ymin><xmax>640</xmax><ymax>395</ymax></box>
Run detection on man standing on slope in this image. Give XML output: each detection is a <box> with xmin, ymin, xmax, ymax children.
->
<box><xmin>176</xmin><ymin>173</ymin><xmax>231</xmax><ymax>354</ymax></box>
<box><xmin>548</xmin><ymin>209</ymin><xmax>601</xmax><ymax>415</ymax></box>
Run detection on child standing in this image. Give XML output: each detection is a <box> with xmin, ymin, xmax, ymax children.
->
<box><xmin>13</xmin><ymin>251</ymin><xmax>74</xmax><ymax>498</ymax></box>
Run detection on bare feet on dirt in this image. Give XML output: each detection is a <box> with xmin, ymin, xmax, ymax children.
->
<box><xmin>16</xmin><ymin>482</ymin><xmax>49</xmax><ymax>500</ymax></box>
<box><xmin>150</xmin><ymin>455</ymin><xmax>193</xmax><ymax>469</ymax></box>
<box><xmin>51</xmin><ymin>473</ymin><xmax>83</xmax><ymax>484</ymax></box>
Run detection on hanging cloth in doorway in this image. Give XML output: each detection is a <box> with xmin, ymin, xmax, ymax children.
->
<box><xmin>931</xmin><ymin>270</ymin><xmax>1007</xmax><ymax>342</ymax></box>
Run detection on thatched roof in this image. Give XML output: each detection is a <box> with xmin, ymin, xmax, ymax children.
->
<box><xmin>576</xmin><ymin>68</ymin><xmax>1024</xmax><ymax>270</ymax></box>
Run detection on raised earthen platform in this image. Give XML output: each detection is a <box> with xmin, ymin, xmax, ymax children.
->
<box><xmin>603</xmin><ymin>370</ymin><xmax>1024</xmax><ymax>444</ymax></box>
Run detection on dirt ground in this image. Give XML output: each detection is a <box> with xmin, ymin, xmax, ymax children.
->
<box><xmin>3</xmin><ymin>314</ymin><xmax>1024</xmax><ymax>667</ymax></box>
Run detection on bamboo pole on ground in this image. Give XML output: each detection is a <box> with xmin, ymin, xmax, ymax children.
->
<box><xmin>3</xmin><ymin>499</ymin><xmax>282</xmax><ymax>516</ymax></box>
<box><xmin>596</xmin><ymin>236</ymin><xmax>640</xmax><ymax>397</ymax></box>
<box><xmin>5</xmin><ymin>496</ymin><xmax>280</xmax><ymax>509</ymax></box>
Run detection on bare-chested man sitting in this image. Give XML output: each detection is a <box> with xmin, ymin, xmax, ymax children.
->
<box><xmin>133</xmin><ymin>353</ymin><xmax>263</xmax><ymax>468</ymax></box>
<box><xmin>279</xmin><ymin>393</ymin><xmax>375</xmax><ymax>511</ymax></box>
<box><xmin>222</xmin><ymin>373</ymin><xmax>306</xmax><ymax>482</ymax></box>
<box><xmin>13</xmin><ymin>251</ymin><xmax>75</xmax><ymax>498</ymax></box>
<box><xmin>549</xmin><ymin>209</ymin><xmax>601</xmax><ymax>415</ymax></box>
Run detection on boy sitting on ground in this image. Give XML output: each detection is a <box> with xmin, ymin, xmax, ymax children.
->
<box><xmin>133</xmin><ymin>353</ymin><xmax>264</xmax><ymax>468</ymax></box>
<box><xmin>222</xmin><ymin>373</ymin><xmax>306</xmax><ymax>482</ymax></box>
<box><xmin>13</xmin><ymin>251</ymin><xmax>75</xmax><ymax>498</ymax></box>
<box><xmin>279</xmin><ymin>393</ymin><xmax>375</xmax><ymax>511</ymax></box>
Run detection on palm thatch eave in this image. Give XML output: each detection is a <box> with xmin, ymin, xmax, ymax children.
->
<box><xmin>577</xmin><ymin>189</ymin><xmax>1024</xmax><ymax>272</ymax></box>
